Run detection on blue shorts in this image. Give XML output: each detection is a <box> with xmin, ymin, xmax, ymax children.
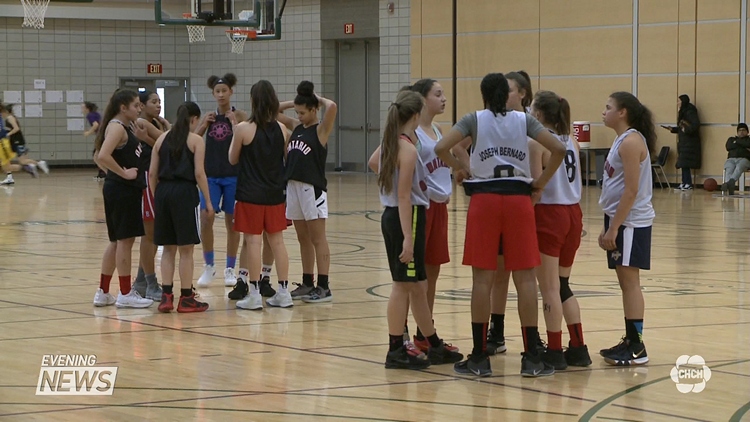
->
<box><xmin>604</xmin><ymin>215</ymin><xmax>652</xmax><ymax>270</ymax></box>
<box><xmin>200</xmin><ymin>177</ymin><xmax>237</xmax><ymax>214</ymax></box>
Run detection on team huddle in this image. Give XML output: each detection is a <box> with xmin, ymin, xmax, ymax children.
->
<box><xmin>90</xmin><ymin>70</ymin><xmax>655</xmax><ymax>378</ymax></box>
<box><xmin>91</xmin><ymin>74</ymin><xmax>336</xmax><ymax>313</ymax></box>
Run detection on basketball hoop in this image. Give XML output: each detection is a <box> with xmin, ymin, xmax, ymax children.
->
<box><xmin>20</xmin><ymin>0</ymin><xmax>51</xmax><ymax>29</ymax></box>
<box><xmin>183</xmin><ymin>14</ymin><xmax>205</xmax><ymax>43</ymax></box>
<box><xmin>225</xmin><ymin>29</ymin><xmax>256</xmax><ymax>54</ymax></box>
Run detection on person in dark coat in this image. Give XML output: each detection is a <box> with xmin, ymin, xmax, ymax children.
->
<box><xmin>671</xmin><ymin>94</ymin><xmax>701</xmax><ymax>190</ymax></box>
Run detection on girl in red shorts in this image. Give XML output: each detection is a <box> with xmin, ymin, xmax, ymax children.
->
<box><xmin>528</xmin><ymin>90</ymin><xmax>592</xmax><ymax>369</ymax></box>
<box><xmin>228</xmin><ymin>80</ymin><xmax>291</xmax><ymax>311</ymax></box>
<box><xmin>435</xmin><ymin>73</ymin><xmax>565</xmax><ymax>377</ymax></box>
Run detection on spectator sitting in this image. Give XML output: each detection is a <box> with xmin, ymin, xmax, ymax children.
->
<box><xmin>722</xmin><ymin>123</ymin><xmax>750</xmax><ymax>195</ymax></box>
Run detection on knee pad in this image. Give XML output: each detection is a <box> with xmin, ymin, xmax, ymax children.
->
<box><xmin>559</xmin><ymin>276</ymin><xmax>574</xmax><ymax>302</ymax></box>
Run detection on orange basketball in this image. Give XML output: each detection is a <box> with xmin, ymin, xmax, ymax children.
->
<box><xmin>704</xmin><ymin>178</ymin><xmax>718</xmax><ymax>192</ymax></box>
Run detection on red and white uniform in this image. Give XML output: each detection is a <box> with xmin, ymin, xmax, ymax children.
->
<box><xmin>535</xmin><ymin>132</ymin><xmax>583</xmax><ymax>266</ymax></box>
<box><xmin>416</xmin><ymin>124</ymin><xmax>451</xmax><ymax>266</ymax></box>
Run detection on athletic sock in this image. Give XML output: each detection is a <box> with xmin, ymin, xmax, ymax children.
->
<box><xmin>389</xmin><ymin>335</ymin><xmax>402</xmax><ymax>352</ymax></box>
<box><xmin>415</xmin><ymin>327</ymin><xmax>425</xmax><ymax>341</ymax></box>
<box><xmin>490</xmin><ymin>313</ymin><xmax>505</xmax><ymax>336</ymax></box>
<box><xmin>261</xmin><ymin>266</ymin><xmax>272</xmax><ymax>279</ymax></box>
<box><xmin>118</xmin><ymin>275</ymin><xmax>131</xmax><ymax>295</ymax></box>
<box><xmin>427</xmin><ymin>332</ymin><xmax>441</xmax><ymax>348</ymax></box>
<box><xmin>317</xmin><ymin>274</ymin><xmax>329</xmax><ymax>290</ymax></box>
<box><xmin>568</xmin><ymin>323</ymin><xmax>585</xmax><ymax>347</ymax></box>
<box><xmin>238</xmin><ymin>268</ymin><xmax>249</xmax><ymax>283</ymax></box>
<box><xmin>99</xmin><ymin>274</ymin><xmax>112</xmax><ymax>293</ymax></box>
<box><xmin>203</xmin><ymin>251</ymin><xmax>214</xmax><ymax>266</ymax></box>
<box><xmin>163</xmin><ymin>284</ymin><xmax>173</xmax><ymax>294</ymax></box>
<box><xmin>226</xmin><ymin>256</ymin><xmax>236</xmax><ymax>269</ymax></box>
<box><xmin>180</xmin><ymin>288</ymin><xmax>192</xmax><ymax>297</ymax></box>
<box><xmin>547</xmin><ymin>330</ymin><xmax>563</xmax><ymax>351</ymax></box>
<box><xmin>626</xmin><ymin>319</ymin><xmax>644</xmax><ymax>344</ymax></box>
<box><xmin>302</xmin><ymin>273</ymin><xmax>314</xmax><ymax>287</ymax></box>
<box><xmin>522</xmin><ymin>326</ymin><xmax>540</xmax><ymax>355</ymax></box>
<box><xmin>471</xmin><ymin>322</ymin><xmax>488</xmax><ymax>356</ymax></box>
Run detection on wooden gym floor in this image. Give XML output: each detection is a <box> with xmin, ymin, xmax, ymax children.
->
<box><xmin>0</xmin><ymin>169</ymin><xmax>748</xmax><ymax>421</ymax></box>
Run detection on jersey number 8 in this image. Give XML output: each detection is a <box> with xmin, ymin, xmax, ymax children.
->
<box><xmin>564</xmin><ymin>150</ymin><xmax>577</xmax><ymax>183</ymax></box>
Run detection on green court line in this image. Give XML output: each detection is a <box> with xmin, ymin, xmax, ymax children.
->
<box><xmin>729</xmin><ymin>400</ymin><xmax>750</xmax><ymax>422</ymax></box>
<box><xmin>579</xmin><ymin>358</ymin><xmax>750</xmax><ymax>422</ymax></box>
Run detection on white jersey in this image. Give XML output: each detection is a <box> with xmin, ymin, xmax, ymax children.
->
<box><xmin>379</xmin><ymin>135</ymin><xmax>430</xmax><ymax>208</ymax></box>
<box><xmin>598</xmin><ymin>128</ymin><xmax>655</xmax><ymax>228</ymax></box>
<box><xmin>464</xmin><ymin>109</ymin><xmax>532</xmax><ymax>187</ymax></box>
<box><xmin>539</xmin><ymin>132</ymin><xmax>582</xmax><ymax>205</ymax></box>
<box><xmin>415</xmin><ymin>124</ymin><xmax>451</xmax><ymax>203</ymax></box>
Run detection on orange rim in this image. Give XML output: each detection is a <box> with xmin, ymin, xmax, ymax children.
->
<box><xmin>225</xmin><ymin>29</ymin><xmax>257</xmax><ymax>39</ymax></box>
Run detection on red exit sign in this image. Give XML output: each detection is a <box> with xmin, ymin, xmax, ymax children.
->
<box><xmin>344</xmin><ymin>23</ymin><xmax>354</xmax><ymax>34</ymax></box>
<box><xmin>147</xmin><ymin>63</ymin><xmax>163</xmax><ymax>74</ymax></box>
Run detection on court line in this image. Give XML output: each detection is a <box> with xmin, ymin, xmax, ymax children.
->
<box><xmin>609</xmin><ymin>403</ymin><xmax>711</xmax><ymax>422</ymax></box>
<box><xmin>711</xmin><ymin>369</ymin><xmax>750</xmax><ymax>379</ymax></box>
<box><xmin>0</xmin><ymin>403</ymin><xmax>409</xmax><ymax>421</ymax></box>
<box><xmin>729</xmin><ymin>400</ymin><xmax>750</xmax><ymax>422</ymax></box>
<box><xmin>578</xmin><ymin>358</ymin><xmax>750</xmax><ymax>422</ymax></box>
<box><xmin>285</xmin><ymin>392</ymin><xmax>579</xmax><ymax>416</ymax></box>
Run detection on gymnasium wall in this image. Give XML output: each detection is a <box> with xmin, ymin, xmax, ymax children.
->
<box><xmin>0</xmin><ymin>16</ymin><xmax>193</xmax><ymax>163</ymax></box>
<box><xmin>411</xmin><ymin>0</ymin><xmax>747</xmax><ymax>181</ymax></box>
<box><xmin>0</xmin><ymin>0</ymin><xmax>415</xmax><ymax>168</ymax></box>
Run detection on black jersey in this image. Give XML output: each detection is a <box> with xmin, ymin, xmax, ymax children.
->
<box><xmin>236</xmin><ymin>122</ymin><xmax>286</xmax><ymax>205</ymax></box>
<box><xmin>105</xmin><ymin>120</ymin><xmax>146</xmax><ymax>189</ymax></box>
<box><xmin>5</xmin><ymin>118</ymin><xmax>25</xmax><ymax>147</ymax></box>
<box><xmin>137</xmin><ymin>118</ymin><xmax>159</xmax><ymax>173</ymax></box>
<box><xmin>204</xmin><ymin>108</ymin><xmax>238</xmax><ymax>178</ymax></box>
<box><xmin>158</xmin><ymin>132</ymin><xmax>196</xmax><ymax>183</ymax></box>
<box><xmin>285</xmin><ymin>123</ymin><xmax>328</xmax><ymax>191</ymax></box>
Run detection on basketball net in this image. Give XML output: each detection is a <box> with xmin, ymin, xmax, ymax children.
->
<box><xmin>186</xmin><ymin>25</ymin><xmax>205</xmax><ymax>43</ymax></box>
<box><xmin>21</xmin><ymin>0</ymin><xmax>50</xmax><ymax>29</ymax></box>
<box><xmin>226</xmin><ymin>30</ymin><xmax>249</xmax><ymax>54</ymax></box>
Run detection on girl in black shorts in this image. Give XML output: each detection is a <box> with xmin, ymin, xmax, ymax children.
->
<box><xmin>368</xmin><ymin>90</ymin><xmax>462</xmax><ymax>370</ymax></box>
<box><xmin>149</xmin><ymin>102</ymin><xmax>212</xmax><ymax>313</ymax></box>
<box><xmin>92</xmin><ymin>89</ymin><xmax>153</xmax><ymax>309</ymax></box>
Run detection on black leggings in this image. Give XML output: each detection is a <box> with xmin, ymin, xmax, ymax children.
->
<box><xmin>681</xmin><ymin>167</ymin><xmax>692</xmax><ymax>186</ymax></box>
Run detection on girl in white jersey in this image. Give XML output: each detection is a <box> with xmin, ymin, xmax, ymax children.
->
<box><xmin>528</xmin><ymin>91</ymin><xmax>592</xmax><ymax>370</ymax></box>
<box><xmin>368</xmin><ymin>90</ymin><xmax>463</xmax><ymax>370</ymax></box>
<box><xmin>397</xmin><ymin>79</ymin><xmax>459</xmax><ymax>356</ymax></box>
<box><xmin>484</xmin><ymin>70</ymin><xmax>533</xmax><ymax>355</ymax></box>
<box><xmin>598</xmin><ymin>92</ymin><xmax>656</xmax><ymax>366</ymax></box>
<box><xmin>436</xmin><ymin>73</ymin><xmax>565</xmax><ymax>377</ymax></box>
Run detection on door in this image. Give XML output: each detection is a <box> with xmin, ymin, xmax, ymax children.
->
<box><xmin>336</xmin><ymin>39</ymin><xmax>380</xmax><ymax>172</ymax></box>
<box><xmin>119</xmin><ymin>78</ymin><xmax>189</xmax><ymax>124</ymax></box>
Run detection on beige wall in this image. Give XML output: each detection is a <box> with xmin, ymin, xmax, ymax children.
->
<box><xmin>411</xmin><ymin>0</ymin><xmax>747</xmax><ymax>181</ymax></box>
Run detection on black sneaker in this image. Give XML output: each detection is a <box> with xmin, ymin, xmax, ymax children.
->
<box><xmin>541</xmin><ymin>348</ymin><xmax>568</xmax><ymax>370</ymax></box>
<box><xmin>385</xmin><ymin>345</ymin><xmax>431</xmax><ymax>370</ymax></box>
<box><xmin>564</xmin><ymin>343</ymin><xmax>592</xmax><ymax>367</ymax></box>
<box><xmin>228</xmin><ymin>280</ymin><xmax>249</xmax><ymax>300</ymax></box>
<box><xmin>258</xmin><ymin>277</ymin><xmax>276</xmax><ymax>298</ymax></box>
<box><xmin>427</xmin><ymin>343</ymin><xmax>464</xmax><ymax>365</ymax></box>
<box><xmin>600</xmin><ymin>336</ymin><xmax>628</xmax><ymax>357</ymax></box>
<box><xmin>486</xmin><ymin>330</ymin><xmax>507</xmax><ymax>355</ymax></box>
<box><xmin>602</xmin><ymin>339</ymin><xmax>648</xmax><ymax>366</ymax></box>
<box><xmin>521</xmin><ymin>352</ymin><xmax>555</xmax><ymax>377</ymax></box>
<box><xmin>453</xmin><ymin>354</ymin><xmax>491</xmax><ymax>377</ymax></box>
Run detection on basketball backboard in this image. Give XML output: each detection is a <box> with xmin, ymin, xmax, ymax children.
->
<box><xmin>155</xmin><ymin>0</ymin><xmax>281</xmax><ymax>38</ymax></box>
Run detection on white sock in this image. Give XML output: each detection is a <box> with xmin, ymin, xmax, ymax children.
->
<box><xmin>261</xmin><ymin>266</ymin><xmax>272</xmax><ymax>279</ymax></box>
<box><xmin>238</xmin><ymin>268</ymin><xmax>249</xmax><ymax>283</ymax></box>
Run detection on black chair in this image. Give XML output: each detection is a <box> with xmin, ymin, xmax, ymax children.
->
<box><xmin>651</xmin><ymin>146</ymin><xmax>670</xmax><ymax>189</ymax></box>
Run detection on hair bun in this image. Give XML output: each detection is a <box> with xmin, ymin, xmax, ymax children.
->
<box><xmin>297</xmin><ymin>80</ymin><xmax>315</xmax><ymax>97</ymax></box>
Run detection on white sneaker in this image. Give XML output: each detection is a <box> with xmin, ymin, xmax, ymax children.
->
<box><xmin>0</xmin><ymin>175</ymin><xmax>14</xmax><ymax>185</ymax></box>
<box><xmin>224</xmin><ymin>267</ymin><xmax>237</xmax><ymax>286</ymax></box>
<box><xmin>196</xmin><ymin>264</ymin><xmax>215</xmax><ymax>287</ymax></box>
<box><xmin>266</xmin><ymin>288</ymin><xmax>293</xmax><ymax>308</ymax></box>
<box><xmin>93</xmin><ymin>288</ymin><xmax>116</xmax><ymax>307</ymax></box>
<box><xmin>115</xmin><ymin>289</ymin><xmax>154</xmax><ymax>308</ymax></box>
<box><xmin>236</xmin><ymin>284</ymin><xmax>263</xmax><ymax>310</ymax></box>
<box><xmin>37</xmin><ymin>161</ymin><xmax>49</xmax><ymax>174</ymax></box>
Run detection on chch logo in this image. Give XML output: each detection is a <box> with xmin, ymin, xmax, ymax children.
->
<box><xmin>670</xmin><ymin>355</ymin><xmax>711</xmax><ymax>393</ymax></box>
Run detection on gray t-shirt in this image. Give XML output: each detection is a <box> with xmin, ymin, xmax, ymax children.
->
<box><xmin>453</xmin><ymin>110</ymin><xmax>545</xmax><ymax>143</ymax></box>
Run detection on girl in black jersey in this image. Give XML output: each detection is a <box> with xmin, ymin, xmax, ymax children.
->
<box><xmin>0</xmin><ymin>103</ymin><xmax>49</xmax><ymax>185</ymax></box>
<box><xmin>92</xmin><ymin>89</ymin><xmax>153</xmax><ymax>309</ymax></box>
<box><xmin>229</xmin><ymin>80</ymin><xmax>291</xmax><ymax>310</ymax></box>
<box><xmin>277</xmin><ymin>81</ymin><xmax>337</xmax><ymax>303</ymax></box>
<box><xmin>195</xmin><ymin>74</ymin><xmax>246</xmax><ymax>290</ymax></box>
<box><xmin>131</xmin><ymin>90</ymin><xmax>170</xmax><ymax>302</ymax></box>
<box><xmin>149</xmin><ymin>101</ymin><xmax>211</xmax><ymax>313</ymax></box>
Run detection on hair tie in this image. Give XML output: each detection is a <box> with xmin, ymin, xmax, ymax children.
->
<box><xmin>391</xmin><ymin>102</ymin><xmax>400</xmax><ymax>110</ymax></box>
<box><xmin>559</xmin><ymin>97</ymin><xmax>564</xmax><ymax>103</ymax></box>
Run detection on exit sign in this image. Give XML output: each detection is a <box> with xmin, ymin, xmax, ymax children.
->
<box><xmin>344</xmin><ymin>23</ymin><xmax>354</xmax><ymax>34</ymax></box>
<box><xmin>147</xmin><ymin>63</ymin><xmax>163</xmax><ymax>74</ymax></box>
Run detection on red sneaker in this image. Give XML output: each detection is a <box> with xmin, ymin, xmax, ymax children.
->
<box><xmin>158</xmin><ymin>292</ymin><xmax>174</xmax><ymax>313</ymax></box>
<box><xmin>177</xmin><ymin>293</ymin><xmax>209</xmax><ymax>313</ymax></box>
<box><xmin>413</xmin><ymin>335</ymin><xmax>460</xmax><ymax>353</ymax></box>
